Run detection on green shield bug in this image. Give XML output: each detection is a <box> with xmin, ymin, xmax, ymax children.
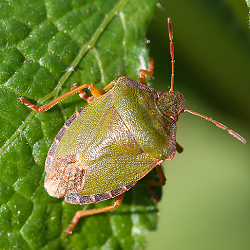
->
<box><xmin>20</xmin><ymin>18</ymin><xmax>246</xmax><ymax>234</ymax></box>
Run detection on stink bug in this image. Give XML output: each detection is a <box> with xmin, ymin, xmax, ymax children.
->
<box><xmin>20</xmin><ymin>18</ymin><xmax>246</xmax><ymax>234</ymax></box>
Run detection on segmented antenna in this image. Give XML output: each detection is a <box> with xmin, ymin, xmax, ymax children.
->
<box><xmin>184</xmin><ymin>109</ymin><xmax>246</xmax><ymax>143</ymax></box>
<box><xmin>168</xmin><ymin>18</ymin><xmax>175</xmax><ymax>92</ymax></box>
<box><xmin>167</xmin><ymin>18</ymin><xmax>246</xmax><ymax>144</ymax></box>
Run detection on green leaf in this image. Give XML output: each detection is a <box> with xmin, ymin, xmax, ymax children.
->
<box><xmin>0</xmin><ymin>0</ymin><xmax>158</xmax><ymax>249</ymax></box>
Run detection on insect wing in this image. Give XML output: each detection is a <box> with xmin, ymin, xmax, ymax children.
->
<box><xmin>45</xmin><ymin>91</ymin><xmax>160</xmax><ymax>203</ymax></box>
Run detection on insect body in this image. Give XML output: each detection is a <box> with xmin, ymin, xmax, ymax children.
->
<box><xmin>20</xmin><ymin>18</ymin><xmax>246</xmax><ymax>234</ymax></box>
<box><xmin>45</xmin><ymin>76</ymin><xmax>185</xmax><ymax>200</ymax></box>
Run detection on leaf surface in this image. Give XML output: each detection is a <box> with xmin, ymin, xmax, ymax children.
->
<box><xmin>0</xmin><ymin>0</ymin><xmax>158</xmax><ymax>249</ymax></box>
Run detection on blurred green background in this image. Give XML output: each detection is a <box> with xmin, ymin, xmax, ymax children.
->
<box><xmin>146</xmin><ymin>0</ymin><xmax>250</xmax><ymax>249</ymax></box>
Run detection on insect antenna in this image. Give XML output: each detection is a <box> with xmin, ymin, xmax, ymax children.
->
<box><xmin>183</xmin><ymin>109</ymin><xmax>246</xmax><ymax>144</ymax></box>
<box><xmin>168</xmin><ymin>17</ymin><xmax>175</xmax><ymax>92</ymax></box>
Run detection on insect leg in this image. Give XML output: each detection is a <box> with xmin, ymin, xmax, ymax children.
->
<box><xmin>146</xmin><ymin>164</ymin><xmax>166</xmax><ymax>202</ymax></box>
<box><xmin>176</xmin><ymin>142</ymin><xmax>184</xmax><ymax>153</ymax></box>
<box><xmin>19</xmin><ymin>82</ymin><xmax>115</xmax><ymax>113</ymax></box>
<box><xmin>72</xmin><ymin>83</ymin><xmax>90</xmax><ymax>101</ymax></box>
<box><xmin>65</xmin><ymin>193</ymin><xmax>124</xmax><ymax>234</ymax></box>
<box><xmin>73</xmin><ymin>80</ymin><xmax>117</xmax><ymax>103</ymax></box>
<box><xmin>138</xmin><ymin>58</ymin><xmax>154</xmax><ymax>86</ymax></box>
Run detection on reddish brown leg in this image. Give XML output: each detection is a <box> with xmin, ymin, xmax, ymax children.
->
<box><xmin>147</xmin><ymin>143</ymin><xmax>182</xmax><ymax>202</ymax></box>
<box><xmin>65</xmin><ymin>193</ymin><xmax>124</xmax><ymax>234</ymax></box>
<box><xmin>19</xmin><ymin>80</ymin><xmax>117</xmax><ymax>112</ymax></box>
<box><xmin>72</xmin><ymin>80</ymin><xmax>117</xmax><ymax>104</ymax></box>
<box><xmin>138</xmin><ymin>58</ymin><xmax>154</xmax><ymax>86</ymax></box>
<box><xmin>72</xmin><ymin>83</ymin><xmax>89</xmax><ymax>102</ymax></box>
<box><xmin>176</xmin><ymin>142</ymin><xmax>183</xmax><ymax>153</ymax></box>
<box><xmin>146</xmin><ymin>164</ymin><xmax>166</xmax><ymax>202</ymax></box>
